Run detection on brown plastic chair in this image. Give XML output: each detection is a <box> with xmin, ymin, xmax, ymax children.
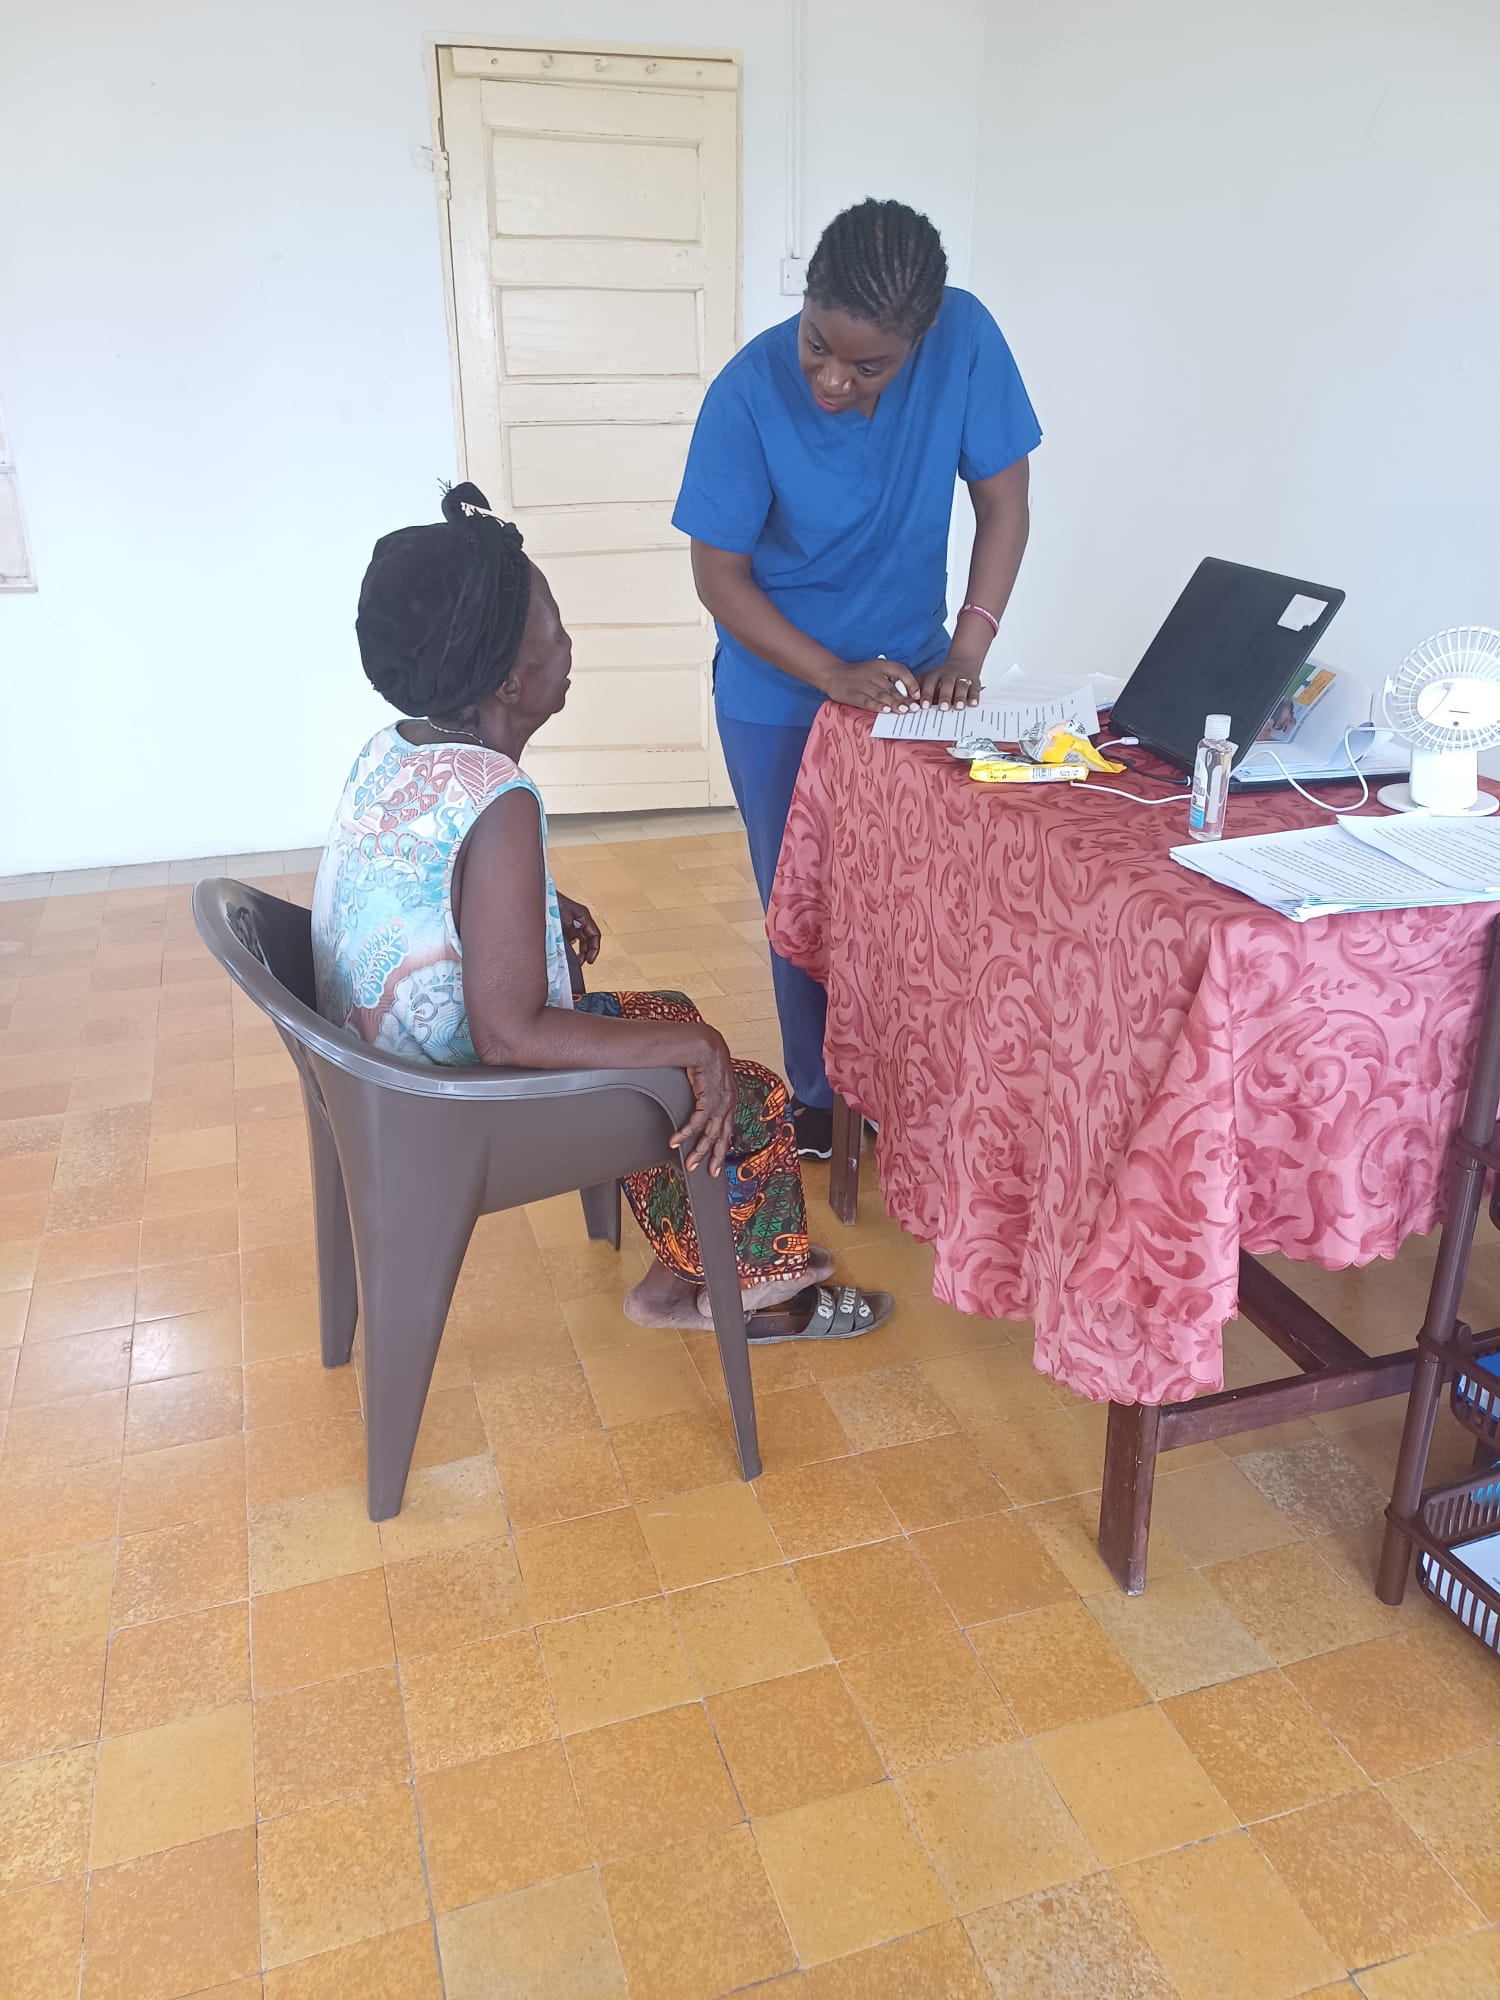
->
<box><xmin>193</xmin><ymin>878</ymin><xmax>761</xmax><ymax>1519</ymax></box>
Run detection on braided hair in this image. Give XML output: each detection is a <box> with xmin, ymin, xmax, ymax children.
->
<box><xmin>355</xmin><ymin>482</ymin><xmax>533</xmax><ymax>721</ymax></box>
<box><xmin>805</xmin><ymin>200</ymin><xmax>948</xmax><ymax>344</ymax></box>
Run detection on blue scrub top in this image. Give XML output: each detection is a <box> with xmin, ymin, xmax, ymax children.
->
<box><xmin>672</xmin><ymin>287</ymin><xmax>1041</xmax><ymax>727</ymax></box>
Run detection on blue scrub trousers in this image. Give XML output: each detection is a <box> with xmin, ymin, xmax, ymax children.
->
<box><xmin>716</xmin><ymin>705</ymin><xmax>832</xmax><ymax>1110</ymax></box>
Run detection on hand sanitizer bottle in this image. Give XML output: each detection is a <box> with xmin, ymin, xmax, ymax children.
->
<box><xmin>1188</xmin><ymin>714</ymin><xmax>1235</xmax><ymax>842</ymax></box>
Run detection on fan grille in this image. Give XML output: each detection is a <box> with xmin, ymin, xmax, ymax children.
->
<box><xmin>1384</xmin><ymin>626</ymin><xmax>1500</xmax><ymax>752</ymax></box>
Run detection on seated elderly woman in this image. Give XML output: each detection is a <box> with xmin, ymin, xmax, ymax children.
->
<box><xmin>311</xmin><ymin>483</ymin><xmax>891</xmax><ymax>1340</ymax></box>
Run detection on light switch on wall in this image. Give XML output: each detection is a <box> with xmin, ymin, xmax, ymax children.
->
<box><xmin>780</xmin><ymin>257</ymin><xmax>807</xmax><ymax>296</ymax></box>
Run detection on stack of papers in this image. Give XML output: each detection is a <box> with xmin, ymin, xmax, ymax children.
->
<box><xmin>871</xmin><ymin>681</ymin><xmax>1099</xmax><ymax>744</ymax></box>
<box><xmin>1171</xmin><ymin>814</ymin><xmax>1500</xmax><ymax>921</ymax></box>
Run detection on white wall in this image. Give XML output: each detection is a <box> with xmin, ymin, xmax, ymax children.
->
<box><xmin>970</xmin><ymin>0</ymin><xmax>1500</xmax><ymax>707</ymax></box>
<box><xmin>0</xmin><ymin>0</ymin><xmax>987</xmax><ymax>874</ymax></box>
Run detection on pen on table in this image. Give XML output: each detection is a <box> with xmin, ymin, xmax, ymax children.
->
<box><xmin>879</xmin><ymin>654</ymin><xmax>915</xmax><ymax>711</ymax></box>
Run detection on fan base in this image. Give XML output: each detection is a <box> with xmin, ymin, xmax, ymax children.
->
<box><xmin>1376</xmin><ymin>783</ymin><xmax>1499</xmax><ymax>817</ymax></box>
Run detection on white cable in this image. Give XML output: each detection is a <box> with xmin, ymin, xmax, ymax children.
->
<box><xmin>1086</xmin><ymin>784</ymin><xmax>1192</xmax><ymax>805</ymax></box>
<box><xmin>1096</xmin><ymin>737</ymin><xmax>1139</xmax><ymax>750</ymax></box>
<box><xmin>1250</xmin><ymin>726</ymin><xmax>1372</xmax><ymax>815</ymax></box>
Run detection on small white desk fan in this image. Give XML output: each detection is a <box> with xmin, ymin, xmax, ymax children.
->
<box><xmin>1378</xmin><ymin>627</ymin><xmax>1500</xmax><ymax>816</ymax></box>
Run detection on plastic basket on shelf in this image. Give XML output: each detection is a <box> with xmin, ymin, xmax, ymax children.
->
<box><xmin>1414</xmin><ymin>1473</ymin><xmax>1500</xmax><ymax>1660</ymax></box>
<box><xmin>1451</xmin><ymin>1328</ymin><xmax>1500</xmax><ymax>1454</ymax></box>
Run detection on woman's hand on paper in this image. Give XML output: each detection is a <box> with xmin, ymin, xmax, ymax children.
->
<box><xmin>829</xmin><ymin>659</ymin><xmax>921</xmax><ymax>713</ymax></box>
<box><xmin>919</xmin><ymin>652</ymin><xmax>986</xmax><ymax>712</ymax></box>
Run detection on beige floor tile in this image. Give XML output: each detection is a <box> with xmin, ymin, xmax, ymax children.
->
<box><xmin>965</xmin><ymin>1873</ymin><xmax>1177</xmax><ymax>2000</ymax></box>
<box><xmin>912</xmin><ymin>1512</ymin><xmax>1073</xmax><ymax>1626</ymax></box>
<box><xmin>91</xmin><ymin>1703</ymin><xmax>254</xmax><ymax>1866</ymax></box>
<box><xmin>1355</xmin><ymin>1931</ymin><xmax>1500</xmax><ymax>2000</ymax></box>
<box><xmin>1024</xmin><ymin>1493</ymin><xmax>1188</xmax><ymax>1597</ymax></box>
<box><xmin>0</xmin><ymin>1542</ymin><xmax>115</xmax><ymax>1659</ymax></box>
<box><xmin>375</xmin><ymin>1456</ymin><xmax>507</xmax><ymax>1565</ymax></box>
<box><xmin>262</xmin><ymin>1924</ymin><xmax>443</xmax><ymax>2000</ymax></box>
<box><xmin>1235</xmin><ymin>1436</ymin><xmax>1387</xmax><ymax>1538</ymax></box>
<box><xmin>251</xmin><ymin>1569</ymin><xmax>394</xmax><ymax>1695</ymax></box>
<box><xmin>245</xmin><ymin>1412</ymin><xmax>368</xmax><ymax>1509</ymax></box>
<box><xmin>1253</xmin><ymin>1789</ymin><xmax>1482</xmax><ymax>1967</ymax></box>
<box><xmin>0</xmin><ymin>1874</ymin><xmax>87</xmax><ymax>2000</ymax></box>
<box><xmin>475</xmin><ymin>1364</ymin><xmax>602</xmax><ymax>1452</ymax></box>
<box><xmin>1114</xmin><ymin>1830</ymin><xmax>1344</xmax><ymax>2000</ymax></box>
<box><xmin>794</xmin><ymin>1539</ymin><xmax>955</xmax><ymax>1658</ymax></box>
<box><xmin>971</xmin><ymin>1601</ymin><xmax>1147</xmax><ymax>1736</ymax></box>
<box><xmin>242</xmin><ymin>1353</ymin><xmax>360</xmax><ymax>1430</ymax></box>
<box><xmin>900</xmin><ymin>1743</ymin><xmax>1096</xmax><ymax>1915</ymax></box>
<box><xmin>539</xmin><ymin>1596</ymin><xmax>698</xmax><ymax>1734</ymax></box>
<box><xmin>751</xmin><ymin>1385</ymin><xmax>852</xmax><ymax>1469</ymax></box>
<box><xmin>799</xmin><ymin>1921</ymin><xmax>993</xmax><ymax>1999</ymax></box>
<box><xmin>114</xmin><ymin>1514</ymin><xmax>247</xmax><ymax>1626</ymax></box>
<box><xmin>1148</xmin><ymin>1459</ymin><xmax>1303</xmax><ymax>1566</ymax></box>
<box><xmin>83</xmin><ymin>1828</ymin><xmax>260</xmax><ymax>2000</ymax></box>
<box><xmin>248</xmin><ymin>1485</ymin><xmax>381</xmax><ymax>1595</ymax></box>
<box><xmin>253</xmin><ymin>1665</ymin><xmax>409</xmax><ymax>1817</ymax></box>
<box><xmin>754</xmin><ymin>1781</ymin><xmax>949</xmax><ymax>1965</ymax></box>
<box><xmin>495</xmin><ymin>1431</ymin><xmax>626</xmax><ymax>1529</ymax></box>
<box><xmin>118</xmin><ymin>1432</ymin><xmax>245</xmax><ymax>1536</ymax></box>
<box><xmin>863</xmin><ymin>1433</ymin><xmax>1008</xmax><ymax>1531</ymax></box>
<box><xmin>0</xmin><ymin>1746</ymin><xmax>94</xmax><ymax>1891</ymax></box>
<box><xmin>257</xmin><ymin>1783</ymin><xmax>429</xmax><ymax>1969</ymax></box>
<box><xmin>819</xmin><ymin>1365</ymin><xmax>959</xmax><ymax>1451</ymax></box>
<box><xmin>1288</xmin><ymin>1633</ymin><xmax>1500</xmax><ymax>1781</ymax></box>
<box><xmin>753</xmin><ymin>1456</ymin><xmax>902</xmax><ymax>1561</ymax></box>
<box><xmin>1035</xmin><ymin>1706</ymin><xmax>1237</xmax><ymax>1866</ymax></box>
<box><xmin>515</xmin><ymin>1506</ymin><xmax>660</xmax><ymax>1622</ymax></box>
<box><xmin>400</xmin><ymin>1632</ymin><xmax>556</xmax><ymax>1773</ymax></box>
<box><xmin>417</xmin><ymin>1741</ymin><xmax>590</xmax><ymax>1914</ymax></box>
<box><xmin>4</xmin><ymin>1386</ymin><xmax>126</xmax><ymax>1467</ymax></box>
<box><xmin>1205</xmin><ymin>1541</ymin><xmax>1403</xmax><ymax>1665</ymax></box>
<box><xmin>670</xmin><ymin>1564</ymin><xmax>831</xmax><ymax>1695</ymax></box>
<box><xmin>635</xmin><ymin>1479</ymin><xmax>783</xmax><ymax>1591</ymax></box>
<box><xmin>1085</xmin><ymin>1570</ymin><xmax>1271</xmax><ymax>1701</ymax></box>
<box><xmin>440</xmin><ymin>1871</ymin><xmax>627</xmax><ymax>2000</ymax></box>
<box><xmin>130</xmin><ymin>1306</ymin><xmax>243</xmax><ymax>1383</ymax></box>
<box><xmin>709</xmin><ymin>1666</ymin><xmax>884</xmax><ymax>1816</ymax></box>
<box><xmin>839</xmin><ymin>1629</ymin><xmax>1017</xmax><ymax>1773</ymax></box>
<box><xmin>0</xmin><ymin>1453</ymin><xmax>121</xmax><ymax>1560</ymax></box>
<box><xmin>103</xmin><ymin>1601</ymin><xmax>250</xmax><ymax>1733</ymax></box>
<box><xmin>568</xmin><ymin>1701</ymin><xmax>743</xmax><ymax>1860</ymax></box>
<box><xmin>0</xmin><ymin>1637</ymin><xmax>106</xmax><ymax>1762</ymax></box>
<box><xmin>1383</xmin><ymin>1746</ymin><xmax>1500</xmax><ymax>1921</ymax></box>
<box><xmin>11</xmin><ymin>1325</ymin><xmax>131</xmax><ymax>1405</ymax></box>
<box><xmin>383</xmin><ymin>1539</ymin><xmax>529</xmax><ymax>1661</ymax></box>
<box><xmin>972</xmin><ymin>1406</ymin><xmax>1103</xmax><ymax>1506</ymax></box>
<box><xmin>608</xmin><ymin>1408</ymin><xmax>740</xmax><ymax>1502</ymax></box>
<box><xmin>1163</xmin><ymin>1669</ymin><xmax>1364</xmax><ymax>1822</ymax></box>
<box><xmin>605</xmin><ymin>1824</ymin><xmax>794</xmax><ymax>1997</ymax></box>
<box><xmin>581</xmin><ymin>1346</ymin><xmax>711</xmax><ymax>1430</ymax></box>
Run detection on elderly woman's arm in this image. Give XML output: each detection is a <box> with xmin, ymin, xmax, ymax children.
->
<box><xmin>453</xmin><ymin>792</ymin><xmax>736</xmax><ymax>1172</ymax></box>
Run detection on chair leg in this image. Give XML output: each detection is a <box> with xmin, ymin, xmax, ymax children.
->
<box><xmin>1098</xmin><ymin>1402</ymin><xmax>1161</xmax><ymax>1595</ymax></box>
<box><xmin>829</xmin><ymin>1093</ymin><xmax>862</xmax><ymax>1227</ymax></box>
<box><xmin>301</xmin><ymin>1086</ymin><xmax>358</xmax><ymax>1369</ymax></box>
<box><xmin>684</xmin><ymin>1158</ymin><xmax>761</xmax><ymax>1481</ymax></box>
<box><xmin>579</xmin><ymin>1181</ymin><xmax>622</xmax><ymax>1250</ymax></box>
<box><xmin>345</xmin><ymin>1187</ymin><xmax>479</xmax><ymax>1521</ymax></box>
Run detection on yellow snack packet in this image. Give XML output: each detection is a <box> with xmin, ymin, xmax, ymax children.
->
<box><xmin>970</xmin><ymin>757</ymin><xmax>1086</xmax><ymax>785</ymax></box>
<box><xmin>1025</xmin><ymin>725</ymin><xmax>1125</xmax><ymax>773</ymax></box>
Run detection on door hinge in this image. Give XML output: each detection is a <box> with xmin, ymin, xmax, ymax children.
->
<box><xmin>419</xmin><ymin>145</ymin><xmax>451</xmax><ymax>199</ymax></box>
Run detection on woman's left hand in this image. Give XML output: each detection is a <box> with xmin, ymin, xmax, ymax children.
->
<box><xmin>918</xmin><ymin>653</ymin><xmax>986</xmax><ymax>711</ymax></box>
<box><xmin>557</xmin><ymin>893</ymin><xmax>601</xmax><ymax>965</ymax></box>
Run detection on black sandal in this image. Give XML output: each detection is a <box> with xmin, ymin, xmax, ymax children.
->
<box><xmin>744</xmin><ymin>1283</ymin><xmax>894</xmax><ymax>1344</ymax></box>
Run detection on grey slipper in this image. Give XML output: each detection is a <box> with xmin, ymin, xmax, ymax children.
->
<box><xmin>744</xmin><ymin>1283</ymin><xmax>894</xmax><ymax>1344</ymax></box>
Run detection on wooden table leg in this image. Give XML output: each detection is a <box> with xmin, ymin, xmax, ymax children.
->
<box><xmin>1098</xmin><ymin>1402</ymin><xmax>1161</xmax><ymax>1596</ymax></box>
<box><xmin>829</xmin><ymin>1093</ymin><xmax>861</xmax><ymax>1226</ymax></box>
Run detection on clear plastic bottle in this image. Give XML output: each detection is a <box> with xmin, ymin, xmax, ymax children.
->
<box><xmin>1188</xmin><ymin>713</ymin><xmax>1235</xmax><ymax>842</ymax></box>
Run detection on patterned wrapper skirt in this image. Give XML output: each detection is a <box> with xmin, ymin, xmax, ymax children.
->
<box><xmin>576</xmin><ymin>991</ymin><xmax>810</xmax><ymax>1287</ymax></box>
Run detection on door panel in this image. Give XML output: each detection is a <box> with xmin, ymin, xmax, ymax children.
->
<box><xmin>439</xmin><ymin>45</ymin><xmax>739</xmax><ymax>812</ymax></box>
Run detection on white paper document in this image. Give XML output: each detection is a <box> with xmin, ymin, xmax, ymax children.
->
<box><xmin>871</xmin><ymin>681</ymin><xmax>1099</xmax><ymax>744</ymax></box>
<box><xmin>1170</xmin><ymin>814</ymin><xmax>1500</xmax><ymax>921</ymax></box>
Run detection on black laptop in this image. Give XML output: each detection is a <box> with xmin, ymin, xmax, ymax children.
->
<box><xmin>1108</xmin><ymin>559</ymin><xmax>1404</xmax><ymax>788</ymax></box>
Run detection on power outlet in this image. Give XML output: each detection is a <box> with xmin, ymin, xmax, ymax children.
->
<box><xmin>780</xmin><ymin>257</ymin><xmax>808</xmax><ymax>296</ymax></box>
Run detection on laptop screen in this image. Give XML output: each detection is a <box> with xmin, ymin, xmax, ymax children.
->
<box><xmin>1109</xmin><ymin>560</ymin><xmax>1346</xmax><ymax>773</ymax></box>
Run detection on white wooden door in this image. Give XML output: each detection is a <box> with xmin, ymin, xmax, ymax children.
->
<box><xmin>437</xmin><ymin>45</ymin><xmax>740</xmax><ymax>812</ymax></box>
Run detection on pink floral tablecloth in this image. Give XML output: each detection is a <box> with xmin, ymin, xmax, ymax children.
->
<box><xmin>769</xmin><ymin>705</ymin><xmax>1493</xmax><ymax>1404</ymax></box>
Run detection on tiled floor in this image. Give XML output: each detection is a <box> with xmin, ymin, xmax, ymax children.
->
<box><xmin>1</xmin><ymin>824</ymin><xmax>1498</xmax><ymax>2000</ymax></box>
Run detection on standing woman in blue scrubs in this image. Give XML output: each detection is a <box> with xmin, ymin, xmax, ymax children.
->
<box><xmin>673</xmin><ymin>199</ymin><xmax>1041</xmax><ymax>1159</ymax></box>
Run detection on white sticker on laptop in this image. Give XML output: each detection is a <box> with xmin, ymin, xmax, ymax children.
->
<box><xmin>1278</xmin><ymin>593</ymin><xmax>1327</xmax><ymax>631</ymax></box>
